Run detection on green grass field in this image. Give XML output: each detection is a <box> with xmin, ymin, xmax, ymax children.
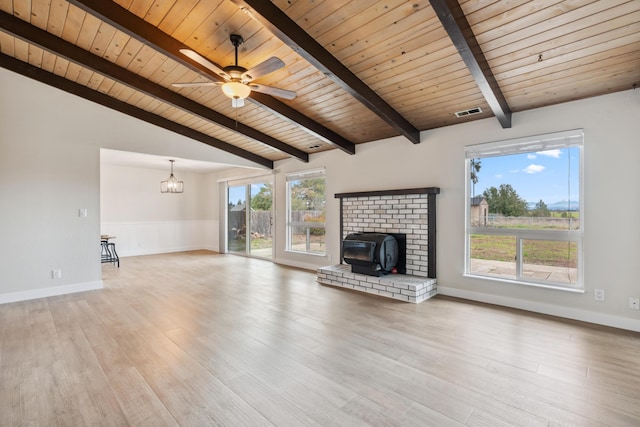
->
<box><xmin>550</xmin><ymin>211</ymin><xmax>580</xmax><ymax>218</ymax></box>
<box><xmin>471</xmin><ymin>234</ymin><xmax>577</xmax><ymax>268</ymax></box>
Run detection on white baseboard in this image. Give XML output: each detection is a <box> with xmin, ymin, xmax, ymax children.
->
<box><xmin>273</xmin><ymin>257</ymin><xmax>322</xmax><ymax>272</ymax></box>
<box><xmin>0</xmin><ymin>280</ymin><xmax>104</xmax><ymax>305</ymax></box>
<box><xmin>119</xmin><ymin>245</ymin><xmax>214</xmax><ymax>258</ymax></box>
<box><xmin>437</xmin><ymin>286</ymin><xmax>640</xmax><ymax>333</ymax></box>
<box><xmin>202</xmin><ymin>243</ymin><xmax>218</xmax><ymax>252</ymax></box>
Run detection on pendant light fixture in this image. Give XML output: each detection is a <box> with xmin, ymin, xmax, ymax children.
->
<box><xmin>161</xmin><ymin>160</ymin><xmax>184</xmax><ymax>193</ymax></box>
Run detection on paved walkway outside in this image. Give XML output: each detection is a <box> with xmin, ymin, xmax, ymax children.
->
<box><xmin>470</xmin><ymin>258</ymin><xmax>577</xmax><ymax>285</ymax></box>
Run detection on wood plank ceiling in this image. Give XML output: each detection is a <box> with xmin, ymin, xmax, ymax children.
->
<box><xmin>1</xmin><ymin>0</ymin><xmax>638</xmax><ymax>169</ymax></box>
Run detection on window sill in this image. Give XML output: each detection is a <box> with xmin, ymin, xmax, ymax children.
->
<box><xmin>463</xmin><ymin>273</ymin><xmax>585</xmax><ymax>293</ymax></box>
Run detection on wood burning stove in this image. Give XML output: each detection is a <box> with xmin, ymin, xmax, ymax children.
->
<box><xmin>342</xmin><ymin>232</ymin><xmax>406</xmax><ymax>276</ymax></box>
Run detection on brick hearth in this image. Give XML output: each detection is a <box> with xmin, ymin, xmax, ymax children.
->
<box><xmin>317</xmin><ymin>264</ymin><xmax>437</xmax><ymax>303</ymax></box>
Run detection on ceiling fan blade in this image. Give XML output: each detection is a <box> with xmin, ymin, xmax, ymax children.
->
<box><xmin>172</xmin><ymin>82</ymin><xmax>222</xmax><ymax>88</ymax></box>
<box><xmin>179</xmin><ymin>49</ymin><xmax>230</xmax><ymax>80</ymax></box>
<box><xmin>241</xmin><ymin>57</ymin><xmax>285</xmax><ymax>82</ymax></box>
<box><xmin>250</xmin><ymin>84</ymin><xmax>296</xmax><ymax>100</ymax></box>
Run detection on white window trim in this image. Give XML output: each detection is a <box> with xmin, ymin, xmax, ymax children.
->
<box><xmin>285</xmin><ymin>168</ymin><xmax>326</xmax><ymax>182</ymax></box>
<box><xmin>464</xmin><ymin>130</ymin><xmax>584</xmax><ymax>291</ymax></box>
<box><xmin>217</xmin><ymin>170</ymin><xmax>274</xmax><ymax>184</ymax></box>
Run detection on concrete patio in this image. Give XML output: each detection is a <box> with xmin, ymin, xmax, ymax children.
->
<box><xmin>470</xmin><ymin>258</ymin><xmax>577</xmax><ymax>285</ymax></box>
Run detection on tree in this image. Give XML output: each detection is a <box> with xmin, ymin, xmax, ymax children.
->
<box><xmin>470</xmin><ymin>158</ymin><xmax>481</xmax><ymax>196</ymax></box>
<box><xmin>482</xmin><ymin>184</ymin><xmax>528</xmax><ymax>217</ymax></box>
<box><xmin>530</xmin><ymin>199</ymin><xmax>550</xmax><ymax>217</ymax></box>
<box><xmin>291</xmin><ymin>178</ymin><xmax>326</xmax><ymax>211</ymax></box>
<box><xmin>250</xmin><ymin>183</ymin><xmax>272</xmax><ymax>211</ymax></box>
<box><xmin>290</xmin><ymin>177</ymin><xmax>326</xmax><ymax>237</ymax></box>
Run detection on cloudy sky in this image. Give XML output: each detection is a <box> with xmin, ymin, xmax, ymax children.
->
<box><xmin>472</xmin><ymin>147</ymin><xmax>580</xmax><ymax>205</ymax></box>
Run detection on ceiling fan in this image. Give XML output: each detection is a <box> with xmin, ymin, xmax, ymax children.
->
<box><xmin>173</xmin><ymin>34</ymin><xmax>296</xmax><ymax>108</ymax></box>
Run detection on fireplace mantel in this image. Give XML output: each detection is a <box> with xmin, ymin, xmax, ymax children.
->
<box><xmin>335</xmin><ymin>187</ymin><xmax>440</xmax><ymax>199</ymax></box>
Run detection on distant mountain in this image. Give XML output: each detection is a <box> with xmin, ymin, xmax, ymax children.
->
<box><xmin>527</xmin><ymin>200</ymin><xmax>579</xmax><ymax>211</ymax></box>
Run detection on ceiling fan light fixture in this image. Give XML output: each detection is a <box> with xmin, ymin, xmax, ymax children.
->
<box><xmin>222</xmin><ymin>81</ymin><xmax>251</xmax><ymax>100</ymax></box>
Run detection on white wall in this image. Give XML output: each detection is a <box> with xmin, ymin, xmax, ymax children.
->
<box><xmin>0</xmin><ymin>131</ymin><xmax>102</xmax><ymax>301</ymax></box>
<box><xmin>0</xmin><ymin>68</ymin><xmax>259</xmax><ymax>303</ymax></box>
<box><xmin>100</xmin><ymin>163</ymin><xmax>219</xmax><ymax>256</ymax></box>
<box><xmin>270</xmin><ymin>89</ymin><xmax>640</xmax><ymax>331</ymax></box>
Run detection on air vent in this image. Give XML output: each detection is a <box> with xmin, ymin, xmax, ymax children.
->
<box><xmin>454</xmin><ymin>107</ymin><xmax>483</xmax><ymax>118</ymax></box>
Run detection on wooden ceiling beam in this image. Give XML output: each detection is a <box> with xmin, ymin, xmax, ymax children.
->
<box><xmin>248</xmin><ymin>93</ymin><xmax>355</xmax><ymax>154</ymax></box>
<box><xmin>0</xmin><ymin>10</ymin><xmax>308</xmax><ymax>162</ymax></box>
<box><xmin>67</xmin><ymin>0</ymin><xmax>356</xmax><ymax>155</ymax></box>
<box><xmin>429</xmin><ymin>0</ymin><xmax>512</xmax><ymax>128</ymax></box>
<box><xmin>228</xmin><ymin>0</ymin><xmax>422</xmax><ymax>144</ymax></box>
<box><xmin>0</xmin><ymin>53</ymin><xmax>274</xmax><ymax>169</ymax></box>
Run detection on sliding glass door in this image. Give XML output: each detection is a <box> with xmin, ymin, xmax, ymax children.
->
<box><xmin>227</xmin><ymin>185</ymin><xmax>247</xmax><ymax>253</ymax></box>
<box><xmin>248</xmin><ymin>182</ymin><xmax>273</xmax><ymax>258</ymax></box>
<box><xmin>227</xmin><ymin>181</ymin><xmax>273</xmax><ymax>259</ymax></box>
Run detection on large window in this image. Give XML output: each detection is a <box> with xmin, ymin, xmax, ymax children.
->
<box><xmin>286</xmin><ymin>169</ymin><xmax>326</xmax><ymax>255</ymax></box>
<box><xmin>465</xmin><ymin>130</ymin><xmax>583</xmax><ymax>290</ymax></box>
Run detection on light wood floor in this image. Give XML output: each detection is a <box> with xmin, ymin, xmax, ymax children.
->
<box><xmin>1</xmin><ymin>251</ymin><xmax>639</xmax><ymax>426</ymax></box>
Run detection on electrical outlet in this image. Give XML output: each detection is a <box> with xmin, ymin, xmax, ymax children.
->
<box><xmin>51</xmin><ymin>269</ymin><xmax>62</xmax><ymax>279</ymax></box>
<box><xmin>594</xmin><ymin>289</ymin><xmax>605</xmax><ymax>301</ymax></box>
<box><xmin>629</xmin><ymin>297</ymin><xmax>640</xmax><ymax>310</ymax></box>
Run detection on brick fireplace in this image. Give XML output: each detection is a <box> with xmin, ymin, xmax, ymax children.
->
<box><xmin>317</xmin><ymin>187</ymin><xmax>440</xmax><ymax>303</ymax></box>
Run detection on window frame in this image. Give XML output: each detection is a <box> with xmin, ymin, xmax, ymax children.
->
<box><xmin>464</xmin><ymin>130</ymin><xmax>584</xmax><ymax>291</ymax></box>
<box><xmin>285</xmin><ymin>168</ymin><xmax>326</xmax><ymax>256</ymax></box>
